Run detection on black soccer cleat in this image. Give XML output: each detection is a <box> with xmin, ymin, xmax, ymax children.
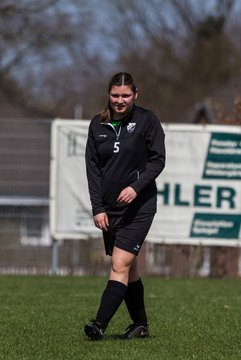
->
<box><xmin>120</xmin><ymin>323</ymin><xmax>149</xmax><ymax>340</ymax></box>
<box><xmin>84</xmin><ymin>320</ymin><xmax>104</xmax><ymax>340</ymax></box>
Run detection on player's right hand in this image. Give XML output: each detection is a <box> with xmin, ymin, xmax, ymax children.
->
<box><xmin>93</xmin><ymin>212</ymin><xmax>109</xmax><ymax>231</ymax></box>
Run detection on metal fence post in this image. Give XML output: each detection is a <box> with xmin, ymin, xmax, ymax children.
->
<box><xmin>51</xmin><ymin>237</ymin><xmax>59</xmax><ymax>275</ymax></box>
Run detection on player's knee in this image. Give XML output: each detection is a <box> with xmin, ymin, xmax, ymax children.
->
<box><xmin>111</xmin><ymin>258</ymin><xmax>129</xmax><ymax>275</ymax></box>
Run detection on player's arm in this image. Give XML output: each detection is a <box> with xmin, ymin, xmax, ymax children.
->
<box><xmin>85</xmin><ymin>123</ymin><xmax>105</xmax><ymax>216</ymax></box>
<box><xmin>130</xmin><ymin>113</ymin><xmax>165</xmax><ymax>194</ymax></box>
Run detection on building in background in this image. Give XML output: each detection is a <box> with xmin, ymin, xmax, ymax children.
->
<box><xmin>0</xmin><ymin>88</ymin><xmax>53</xmax><ymax>271</ymax></box>
<box><xmin>187</xmin><ymin>75</ymin><xmax>241</xmax><ymax>125</ymax></box>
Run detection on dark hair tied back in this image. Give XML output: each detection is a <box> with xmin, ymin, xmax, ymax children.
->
<box><xmin>108</xmin><ymin>72</ymin><xmax>137</xmax><ymax>93</ymax></box>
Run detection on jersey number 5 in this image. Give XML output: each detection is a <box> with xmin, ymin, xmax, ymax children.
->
<box><xmin>113</xmin><ymin>141</ymin><xmax>120</xmax><ymax>153</ymax></box>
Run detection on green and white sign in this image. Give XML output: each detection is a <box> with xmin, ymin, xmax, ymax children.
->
<box><xmin>151</xmin><ymin>124</ymin><xmax>241</xmax><ymax>246</ymax></box>
<box><xmin>203</xmin><ymin>132</ymin><xmax>241</xmax><ymax>180</ymax></box>
<box><xmin>190</xmin><ymin>213</ymin><xmax>241</xmax><ymax>238</ymax></box>
<box><xmin>50</xmin><ymin>121</ymin><xmax>241</xmax><ymax>246</ymax></box>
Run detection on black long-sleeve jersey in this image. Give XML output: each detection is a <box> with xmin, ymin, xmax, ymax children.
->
<box><xmin>85</xmin><ymin>105</ymin><xmax>165</xmax><ymax>216</ymax></box>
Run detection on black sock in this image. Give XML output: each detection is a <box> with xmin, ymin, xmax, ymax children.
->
<box><xmin>95</xmin><ymin>280</ymin><xmax>127</xmax><ymax>329</ymax></box>
<box><xmin>124</xmin><ymin>278</ymin><xmax>148</xmax><ymax>326</ymax></box>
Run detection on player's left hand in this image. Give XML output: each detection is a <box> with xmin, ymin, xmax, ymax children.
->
<box><xmin>117</xmin><ymin>186</ymin><xmax>137</xmax><ymax>204</ymax></box>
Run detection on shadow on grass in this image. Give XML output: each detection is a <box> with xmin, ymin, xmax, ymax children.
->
<box><xmin>84</xmin><ymin>334</ymin><xmax>153</xmax><ymax>341</ymax></box>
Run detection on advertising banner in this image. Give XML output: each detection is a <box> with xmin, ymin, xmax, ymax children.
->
<box><xmin>50</xmin><ymin>120</ymin><xmax>241</xmax><ymax>246</ymax></box>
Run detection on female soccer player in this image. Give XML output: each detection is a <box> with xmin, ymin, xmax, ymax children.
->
<box><xmin>84</xmin><ymin>72</ymin><xmax>165</xmax><ymax>340</ymax></box>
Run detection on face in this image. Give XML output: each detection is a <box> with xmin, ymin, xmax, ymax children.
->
<box><xmin>109</xmin><ymin>85</ymin><xmax>137</xmax><ymax>117</ymax></box>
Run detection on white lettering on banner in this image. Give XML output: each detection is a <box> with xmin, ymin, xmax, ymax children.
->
<box><xmin>211</xmin><ymin>139</ymin><xmax>237</xmax><ymax>147</ymax></box>
<box><xmin>205</xmin><ymin>162</ymin><xmax>241</xmax><ymax>177</ymax></box>
<box><xmin>210</xmin><ymin>147</ymin><xmax>241</xmax><ymax>155</ymax></box>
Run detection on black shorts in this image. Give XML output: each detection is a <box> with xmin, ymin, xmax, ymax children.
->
<box><xmin>103</xmin><ymin>212</ymin><xmax>154</xmax><ymax>256</ymax></box>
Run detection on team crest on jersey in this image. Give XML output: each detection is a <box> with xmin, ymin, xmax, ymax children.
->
<box><xmin>127</xmin><ymin>123</ymin><xmax>136</xmax><ymax>133</ymax></box>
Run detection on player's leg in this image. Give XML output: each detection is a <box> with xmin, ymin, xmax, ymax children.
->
<box><xmin>84</xmin><ymin>247</ymin><xmax>135</xmax><ymax>340</ymax></box>
<box><xmin>121</xmin><ymin>257</ymin><xmax>149</xmax><ymax>339</ymax></box>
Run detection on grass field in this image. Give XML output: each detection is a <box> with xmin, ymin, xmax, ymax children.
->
<box><xmin>0</xmin><ymin>276</ymin><xmax>241</xmax><ymax>360</ymax></box>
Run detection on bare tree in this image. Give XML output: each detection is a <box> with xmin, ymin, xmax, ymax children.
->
<box><xmin>1</xmin><ymin>0</ymin><xmax>241</xmax><ymax>121</ymax></box>
<box><xmin>104</xmin><ymin>0</ymin><xmax>240</xmax><ymax>122</ymax></box>
<box><xmin>0</xmin><ymin>0</ymin><xmax>104</xmax><ymax>117</ymax></box>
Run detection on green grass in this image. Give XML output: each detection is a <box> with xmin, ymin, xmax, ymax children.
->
<box><xmin>0</xmin><ymin>276</ymin><xmax>241</xmax><ymax>360</ymax></box>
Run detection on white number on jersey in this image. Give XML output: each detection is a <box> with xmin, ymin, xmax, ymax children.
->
<box><xmin>113</xmin><ymin>141</ymin><xmax>120</xmax><ymax>153</ymax></box>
